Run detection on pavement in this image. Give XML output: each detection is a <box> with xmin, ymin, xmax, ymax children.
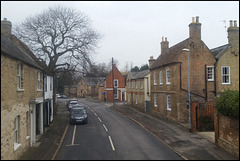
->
<box><xmin>19</xmin><ymin>98</ymin><xmax>239</xmax><ymax>160</ymax></box>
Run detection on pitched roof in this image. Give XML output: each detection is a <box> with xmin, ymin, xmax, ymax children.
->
<box><xmin>82</xmin><ymin>77</ymin><xmax>105</xmax><ymax>86</ymax></box>
<box><xmin>1</xmin><ymin>35</ymin><xmax>42</xmax><ymax>70</ymax></box>
<box><xmin>128</xmin><ymin>69</ymin><xmax>150</xmax><ymax>80</ymax></box>
<box><xmin>150</xmin><ymin>38</ymin><xmax>190</xmax><ymax>70</ymax></box>
<box><xmin>210</xmin><ymin>44</ymin><xmax>230</xmax><ymax>59</ymax></box>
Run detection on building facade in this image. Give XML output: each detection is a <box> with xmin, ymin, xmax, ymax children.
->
<box><xmin>1</xmin><ymin>18</ymin><xmax>44</xmax><ymax>160</ymax></box>
<box><xmin>77</xmin><ymin>77</ymin><xmax>105</xmax><ymax>99</ymax></box>
<box><xmin>105</xmin><ymin>64</ymin><xmax>126</xmax><ymax>101</ymax></box>
<box><xmin>149</xmin><ymin>17</ymin><xmax>216</xmax><ymax>123</ymax></box>
<box><xmin>126</xmin><ymin>69</ymin><xmax>150</xmax><ymax>111</ymax></box>
<box><xmin>211</xmin><ymin>20</ymin><xmax>239</xmax><ymax>95</ymax></box>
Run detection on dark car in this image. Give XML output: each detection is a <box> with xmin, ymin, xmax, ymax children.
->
<box><xmin>69</xmin><ymin>106</ymin><xmax>88</xmax><ymax>124</ymax></box>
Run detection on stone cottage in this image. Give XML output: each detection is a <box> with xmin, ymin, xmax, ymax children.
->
<box><xmin>1</xmin><ymin>18</ymin><xmax>44</xmax><ymax>160</ymax></box>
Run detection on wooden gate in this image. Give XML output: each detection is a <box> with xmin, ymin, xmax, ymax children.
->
<box><xmin>191</xmin><ymin>101</ymin><xmax>215</xmax><ymax>131</ymax></box>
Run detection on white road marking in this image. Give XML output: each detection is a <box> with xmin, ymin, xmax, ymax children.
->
<box><xmin>103</xmin><ymin>124</ymin><xmax>108</xmax><ymax>132</ymax></box>
<box><xmin>72</xmin><ymin>125</ymin><xmax>76</xmax><ymax>145</ymax></box>
<box><xmin>108</xmin><ymin>136</ymin><xmax>115</xmax><ymax>151</ymax></box>
<box><xmin>98</xmin><ymin>117</ymin><xmax>102</xmax><ymax>122</ymax></box>
<box><xmin>94</xmin><ymin>112</ymin><xmax>97</xmax><ymax>116</ymax></box>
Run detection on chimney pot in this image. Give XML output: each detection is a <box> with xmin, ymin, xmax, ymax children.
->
<box><xmin>165</xmin><ymin>37</ymin><xmax>167</xmax><ymax>41</ymax></box>
<box><xmin>192</xmin><ymin>17</ymin><xmax>195</xmax><ymax>23</ymax></box>
<box><xmin>229</xmin><ymin>20</ymin><xmax>233</xmax><ymax>27</ymax></box>
<box><xmin>234</xmin><ymin>20</ymin><xmax>237</xmax><ymax>27</ymax></box>
<box><xmin>162</xmin><ymin>36</ymin><xmax>164</xmax><ymax>42</ymax></box>
<box><xmin>196</xmin><ymin>16</ymin><xmax>199</xmax><ymax>23</ymax></box>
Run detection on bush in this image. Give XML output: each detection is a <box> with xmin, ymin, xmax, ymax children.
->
<box><xmin>216</xmin><ymin>90</ymin><xmax>239</xmax><ymax>119</ymax></box>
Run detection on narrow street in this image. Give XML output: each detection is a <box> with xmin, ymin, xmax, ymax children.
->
<box><xmin>55</xmin><ymin>98</ymin><xmax>182</xmax><ymax>160</ymax></box>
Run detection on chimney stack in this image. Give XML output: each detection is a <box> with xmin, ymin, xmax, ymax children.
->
<box><xmin>161</xmin><ymin>36</ymin><xmax>169</xmax><ymax>54</ymax></box>
<box><xmin>148</xmin><ymin>56</ymin><xmax>156</xmax><ymax>68</ymax></box>
<box><xmin>227</xmin><ymin>20</ymin><xmax>239</xmax><ymax>49</ymax></box>
<box><xmin>1</xmin><ymin>18</ymin><xmax>12</xmax><ymax>37</ymax></box>
<box><xmin>189</xmin><ymin>16</ymin><xmax>201</xmax><ymax>40</ymax></box>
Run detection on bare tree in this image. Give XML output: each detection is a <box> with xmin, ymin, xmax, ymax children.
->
<box><xmin>13</xmin><ymin>5</ymin><xmax>101</xmax><ymax>75</ymax></box>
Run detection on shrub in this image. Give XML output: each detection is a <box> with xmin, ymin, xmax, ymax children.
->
<box><xmin>216</xmin><ymin>90</ymin><xmax>239</xmax><ymax>119</ymax></box>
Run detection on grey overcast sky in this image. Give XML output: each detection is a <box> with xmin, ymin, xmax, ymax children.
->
<box><xmin>1</xmin><ymin>1</ymin><xmax>239</xmax><ymax>71</ymax></box>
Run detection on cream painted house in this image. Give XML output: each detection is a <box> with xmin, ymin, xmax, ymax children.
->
<box><xmin>126</xmin><ymin>69</ymin><xmax>150</xmax><ymax>111</ymax></box>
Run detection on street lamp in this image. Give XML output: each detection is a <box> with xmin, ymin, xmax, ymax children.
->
<box><xmin>182</xmin><ymin>48</ymin><xmax>192</xmax><ymax>132</ymax></box>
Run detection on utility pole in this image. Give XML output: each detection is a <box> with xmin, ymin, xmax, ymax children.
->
<box><xmin>112</xmin><ymin>57</ymin><xmax>115</xmax><ymax>108</ymax></box>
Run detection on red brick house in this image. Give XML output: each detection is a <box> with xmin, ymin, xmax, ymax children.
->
<box><xmin>104</xmin><ymin>64</ymin><xmax>126</xmax><ymax>101</ymax></box>
<box><xmin>149</xmin><ymin>16</ymin><xmax>216</xmax><ymax>124</ymax></box>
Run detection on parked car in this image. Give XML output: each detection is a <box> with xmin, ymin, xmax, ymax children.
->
<box><xmin>59</xmin><ymin>94</ymin><xmax>68</xmax><ymax>99</ymax></box>
<box><xmin>69</xmin><ymin>106</ymin><xmax>88</xmax><ymax>124</ymax></box>
<box><xmin>72</xmin><ymin>104</ymin><xmax>86</xmax><ymax>109</ymax></box>
<box><xmin>66</xmin><ymin>99</ymin><xmax>77</xmax><ymax>108</ymax></box>
<box><xmin>68</xmin><ymin>100</ymin><xmax>79</xmax><ymax>111</ymax></box>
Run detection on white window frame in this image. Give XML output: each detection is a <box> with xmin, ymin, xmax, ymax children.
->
<box><xmin>50</xmin><ymin>77</ymin><xmax>53</xmax><ymax>90</ymax></box>
<box><xmin>222</xmin><ymin>66</ymin><xmax>230</xmax><ymax>84</ymax></box>
<box><xmin>135</xmin><ymin>80</ymin><xmax>138</xmax><ymax>89</ymax></box>
<box><xmin>37</xmin><ymin>71</ymin><xmax>41</xmax><ymax>90</ymax></box>
<box><xmin>17</xmin><ymin>64</ymin><xmax>22</xmax><ymax>89</ymax></box>
<box><xmin>159</xmin><ymin>71</ymin><xmax>163</xmax><ymax>85</ymax></box>
<box><xmin>131</xmin><ymin>81</ymin><xmax>133</xmax><ymax>89</ymax></box>
<box><xmin>167</xmin><ymin>95</ymin><xmax>171</xmax><ymax>111</ymax></box>
<box><xmin>153</xmin><ymin>72</ymin><xmax>157</xmax><ymax>85</ymax></box>
<box><xmin>44</xmin><ymin>76</ymin><xmax>47</xmax><ymax>92</ymax></box>
<box><xmin>207</xmin><ymin>66</ymin><xmax>214</xmax><ymax>81</ymax></box>
<box><xmin>154</xmin><ymin>94</ymin><xmax>158</xmax><ymax>107</ymax></box>
<box><xmin>114</xmin><ymin>89</ymin><xmax>118</xmax><ymax>99</ymax></box>
<box><xmin>140</xmin><ymin>80</ymin><xmax>143</xmax><ymax>89</ymax></box>
<box><xmin>166</xmin><ymin>69</ymin><xmax>170</xmax><ymax>84</ymax></box>
<box><xmin>114</xmin><ymin>79</ymin><xmax>118</xmax><ymax>88</ymax></box>
<box><xmin>14</xmin><ymin>115</ymin><xmax>21</xmax><ymax>151</ymax></box>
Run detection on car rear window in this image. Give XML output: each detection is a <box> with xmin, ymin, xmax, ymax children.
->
<box><xmin>70</xmin><ymin>102</ymin><xmax>78</xmax><ymax>105</ymax></box>
<box><xmin>73</xmin><ymin>109</ymin><xmax>86</xmax><ymax>114</ymax></box>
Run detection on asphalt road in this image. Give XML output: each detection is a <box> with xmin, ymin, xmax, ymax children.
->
<box><xmin>55</xmin><ymin>98</ymin><xmax>182</xmax><ymax>160</ymax></box>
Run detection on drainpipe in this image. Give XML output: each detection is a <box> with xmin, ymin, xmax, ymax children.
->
<box><xmin>42</xmin><ymin>71</ymin><xmax>45</xmax><ymax>133</ymax></box>
<box><xmin>205</xmin><ymin>65</ymin><xmax>208</xmax><ymax>101</ymax></box>
<box><xmin>214</xmin><ymin>62</ymin><xmax>217</xmax><ymax>96</ymax></box>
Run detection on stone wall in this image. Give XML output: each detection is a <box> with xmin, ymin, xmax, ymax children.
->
<box><xmin>1</xmin><ymin>55</ymin><xmax>43</xmax><ymax>160</ymax></box>
<box><xmin>214</xmin><ymin>110</ymin><xmax>239</xmax><ymax>158</ymax></box>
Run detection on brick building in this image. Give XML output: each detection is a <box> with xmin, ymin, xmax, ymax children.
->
<box><xmin>104</xmin><ymin>64</ymin><xmax>126</xmax><ymax>101</ymax></box>
<box><xmin>149</xmin><ymin>16</ymin><xmax>216</xmax><ymax>123</ymax></box>
<box><xmin>1</xmin><ymin>18</ymin><xmax>44</xmax><ymax>160</ymax></box>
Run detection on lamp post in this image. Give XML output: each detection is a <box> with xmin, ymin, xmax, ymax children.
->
<box><xmin>182</xmin><ymin>48</ymin><xmax>192</xmax><ymax>132</ymax></box>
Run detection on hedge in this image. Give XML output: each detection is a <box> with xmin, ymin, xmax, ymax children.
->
<box><xmin>216</xmin><ymin>90</ymin><xmax>239</xmax><ymax>119</ymax></box>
